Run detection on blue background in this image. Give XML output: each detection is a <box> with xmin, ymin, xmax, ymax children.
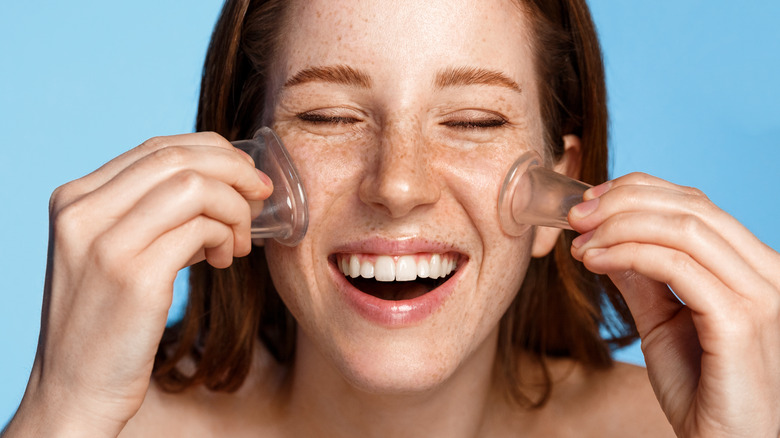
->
<box><xmin>1</xmin><ymin>1</ymin><xmax>778</xmax><ymax>425</ymax></box>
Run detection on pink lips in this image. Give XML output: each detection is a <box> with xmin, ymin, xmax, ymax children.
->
<box><xmin>329</xmin><ymin>238</ymin><xmax>466</xmax><ymax>326</ymax></box>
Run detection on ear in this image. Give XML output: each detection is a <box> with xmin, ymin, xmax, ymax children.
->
<box><xmin>252</xmin><ymin>238</ymin><xmax>266</xmax><ymax>247</ymax></box>
<box><xmin>531</xmin><ymin>135</ymin><xmax>582</xmax><ymax>258</ymax></box>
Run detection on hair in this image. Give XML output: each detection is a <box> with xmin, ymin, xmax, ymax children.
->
<box><xmin>153</xmin><ymin>0</ymin><xmax>638</xmax><ymax>407</ymax></box>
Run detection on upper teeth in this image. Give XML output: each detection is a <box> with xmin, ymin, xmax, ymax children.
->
<box><xmin>337</xmin><ymin>254</ymin><xmax>458</xmax><ymax>282</ymax></box>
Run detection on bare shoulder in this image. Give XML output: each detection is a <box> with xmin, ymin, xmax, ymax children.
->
<box><xmin>583</xmin><ymin>361</ymin><xmax>675</xmax><ymax>437</ymax></box>
<box><xmin>119</xmin><ymin>381</ymin><xmax>206</xmax><ymax>438</ymax></box>
<box><xmin>120</xmin><ymin>344</ymin><xmax>288</xmax><ymax>437</ymax></box>
<box><xmin>489</xmin><ymin>358</ymin><xmax>676</xmax><ymax>437</ymax></box>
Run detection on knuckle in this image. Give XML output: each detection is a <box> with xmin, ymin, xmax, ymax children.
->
<box><xmin>622</xmin><ymin>172</ymin><xmax>653</xmax><ymax>185</ymax></box>
<box><xmin>681</xmin><ymin>184</ymin><xmax>708</xmax><ymax>199</ymax></box>
<box><xmin>676</xmin><ymin>214</ymin><xmax>705</xmax><ymax>237</ymax></box>
<box><xmin>52</xmin><ymin>199</ymin><xmax>87</xmax><ymax>239</ymax></box>
<box><xmin>152</xmin><ymin>145</ymin><xmax>189</xmax><ymax>167</ymax></box>
<box><xmin>49</xmin><ymin>178</ymin><xmax>91</xmax><ymax>216</ymax></box>
<box><xmin>139</xmin><ymin>135</ymin><xmax>169</xmax><ymax>152</ymax></box>
<box><xmin>684</xmin><ymin>193</ymin><xmax>718</xmax><ymax>218</ymax></box>
<box><xmin>89</xmin><ymin>234</ymin><xmax>126</xmax><ymax>278</ymax></box>
<box><xmin>200</xmin><ymin>130</ymin><xmax>227</xmax><ymax>145</ymax></box>
<box><xmin>668</xmin><ymin>250</ymin><xmax>695</xmax><ymax>277</ymax></box>
<box><xmin>173</xmin><ymin>169</ymin><xmax>208</xmax><ymax>194</ymax></box>
<box><xmin>49</xmin><ymin>183</ymin><xmax>75</xmax><ymax>214</ymax></box>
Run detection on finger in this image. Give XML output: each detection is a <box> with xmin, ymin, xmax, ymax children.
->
<box><xmin>571</xmin><ymin>183</ymin><xmax>696</xmax><ymax>232</ymax></box>
<box><xmin>581</xmin><ymin>238</ymin><xmax>780</xmax><ymax>371</ymax></box>
<box><xmin>73</xmin><ymin>145</ymin><xmax>271</xmax><ymax>231</ymax></box>
<box><xmin>136</xmin><ymin>215</ymin><xmax>238</xmax><ymax>284</ymax></box>
<box><xmin>105</xmin><ymin>143</ymin><xmax>270</xmax><ymax>201</ymax></box>
<box><xmin>69</xmin><ymin>132</ymin><xmax>245</xmax><ymax>195</ymax></box>
<box><xmin>582</xmin><ymin>172</ymin><xmax>685</xmax><ymax>201</ymax></box>
<box><xmin>602</xmin><ymin>268</ymin><xmax>684</xmax><ymax>339</ymax></box>
<box><xmin>580</xmin><ymin>242</ymin><xmax>733</xmax><ymax>317</ymax></box>
<box><xmin>572</xmin><ymin>211</ymin><xmax>774</xmax><ymax>302</ymax></box>
<box><xmin>103</xmin><ymin>170</ymin><xmax>255</xmax><ymax>260</ymax></box>
<box><xmin>571</xmin><ymin>177</ymin><xmax>780</xmax><ymax>287</ymax></box>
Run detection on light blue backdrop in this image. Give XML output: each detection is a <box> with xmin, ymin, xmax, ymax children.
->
<box><xmin>1</xmin><ymin>1</ymin><xmax>778</xmax><ymax>425</ymax></box>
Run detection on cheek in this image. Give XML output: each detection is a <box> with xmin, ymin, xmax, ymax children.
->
<box><xmin>474</xmin><ymin>229</ymin><xmax>535</xmax><ymax>328</ymax></box>
<box><xmin>274</xmin><ymin>128</ymin><xmax>369</xmax><ymax>223</ymax></box>
<box><xmin>263</xmin><ymin>243</ymin><xmax>310</xmax><ymax>320</ymax></box>
<box><xmin>437</xmin><ymin>141</ymin><xmax>536</xmax><ymax>244</ymax></box>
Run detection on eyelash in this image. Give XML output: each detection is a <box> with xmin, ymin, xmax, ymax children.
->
<box><xmin>297</xmin><ymin>112</ymin><xmax>361</xmax><ymax>125</ymax></box>
<box><xmin>442</xmin><ymin>118</ymin><xmax>507</xmax><ymax>129</ymax></box>
<box><xmin>297</xmin><ymin>112</ymin><xmax>507</xmax><ymax>130</ymax></box>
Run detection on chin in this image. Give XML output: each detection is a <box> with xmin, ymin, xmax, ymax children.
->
<box><xmin>326</xmin><ymin>332</ymin><xmax>471</xmax><ymax>395</ymax></box>
<box><xmin>265</xmin><ymin>232</ymin><xmax>529</xmax><ymax>397</ymax></box>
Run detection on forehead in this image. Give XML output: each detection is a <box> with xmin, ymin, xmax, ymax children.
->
<box><xmin>279</xmin><ymin>0</ymin><xmax>536</xmax><ymax>84</ymax></box>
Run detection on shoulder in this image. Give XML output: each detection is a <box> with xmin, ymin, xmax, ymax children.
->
<box><xmin>575</xmin><ymin>361</ymin><xmax>675</xmax><ymax>437</ymax></box>
<box><xmin>120</xmin><ymin>344</ymin><xmax>288</xmax><ymax>437</ymax></box>
<box><xmin>491</xmin><ymin>358</ymin><xmax>675</xmax><ymax>437</ymax></box>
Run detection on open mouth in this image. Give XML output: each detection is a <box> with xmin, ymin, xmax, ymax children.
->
<box><xmin>333</xmin><ymin>253</ymin><xmax>462</xmax><ymax>301</ymax></box>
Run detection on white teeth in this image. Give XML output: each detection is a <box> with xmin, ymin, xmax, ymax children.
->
<box><xmin>429</xmin><ymin>254</ymin><xmax>441</xmax><ymax>279</ymax></box>
<box><xmin>360</xmin><ymin>260</ymin><xmax>374</xmax><ymax>278</ymax></box>
<box><xmin>417</xmin><ymin>258</ymin><xmax>430</xmax><ymax>278</ymax></box>
<box><xmin>337</xmin><ymin>253</ymin><xmax>458</xmax><ymax>282</ymax></box>
<box><xmin>349</xmin><ymin>255</ymin><xmax>361</xmax><ymax>278</ymax></box>
<box><xmin>395</xmin><ymin>255</ymin><xmax>417</xmax><ymax>281</ymax></box>
<box><xmin>374</xmin><ymin>256</ymin><xmax>396</xmax><ymax>282</ymax></box>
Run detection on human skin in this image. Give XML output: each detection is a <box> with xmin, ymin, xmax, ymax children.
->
<box><xmin>194</xmin><ymin>0</ymin><xmax>665</xmax><ymax>436</ymax></box>
<box><xmin>4</xmin><ymin>0</ymin><xmax>668</xmax><ymax>437</ymax></box>
<box><xmin>8</xmin><ymin>0</ymin><xmax>776</xmax><ymax>437</ymax></box>
<box><xmin>4</xmin><ymin>133</ymin><xmax>271</xmax><ymax>437</ymax></box>
<box><xmin>264</xmin><ymin>0</ymin><xmax>549</xmax><ymax>398</ymax></box>
<box><xmin>570</xmin><ymin>176</ymin><xmax>780</xmax><ymax>437</ymax></box>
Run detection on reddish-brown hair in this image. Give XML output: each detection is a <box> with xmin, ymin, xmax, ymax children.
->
<box><xmin>153</xmin><ymin>0</ymin><xmax>638</xmax><ymax>406</ymax></box>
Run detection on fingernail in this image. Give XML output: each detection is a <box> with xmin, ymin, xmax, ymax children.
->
<box><xmin>570</xmin><ymin>197</ymin><xmax>599</xmax><ymax>219</ymax></box>
<box><xmin>257</xmin><ymin>169</ymin><xmax>273</xmax><ymax>187</ymax></box>
<box><xmin>584</xmin><ymin>181</ymin><xmax>612</xmax><ymax>200</ymax></box>
<box><xmin>584</xmin><ymin>248</ymin><xmax>606</xmax><ymax>258</ymax></box>
<box><xmin>571</xmin><ymin>230</ymin><xmax>594</xmax><ymax>248</ymax></box>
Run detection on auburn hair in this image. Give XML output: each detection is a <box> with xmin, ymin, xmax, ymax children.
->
<box><xmin>153</xmin><ymin>0</ymin><xmax>638</xmax><ymax>407</ymax></box>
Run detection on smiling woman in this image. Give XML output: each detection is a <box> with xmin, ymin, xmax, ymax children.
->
<box><xmin>5</xmin><ymin>0</ymin><xmax>780</xmax><ymax>437</ymax></box>
<box><xmin>159</xmin><ymin>0</ymin><xmax>637</xmax><ymax>410</ymax></box>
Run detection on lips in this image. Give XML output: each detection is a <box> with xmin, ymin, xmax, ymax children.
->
<box><xmin>329</xmin><ymin>242</ymin><xmax>466</xmax><ymax>326</ymax></box>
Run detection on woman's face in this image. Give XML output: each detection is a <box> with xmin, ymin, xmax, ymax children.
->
<box><xmin>265</xmin><ymin>0</ymin><xmax>545</xmax><ymax>393</ymax></box>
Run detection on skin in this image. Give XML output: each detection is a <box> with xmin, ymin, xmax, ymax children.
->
<box><xmin>5</xmin><ymin>0</ymin><xmax>777</xmax><ymax>437</ymax></box>
<box><xmin>570</xmin><ymin>177</ymin><xmax>780</xmax><ymax>437</ymax></box>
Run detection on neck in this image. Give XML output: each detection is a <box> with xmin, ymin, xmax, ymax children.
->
<box><xmin>282</xmin><ymin>328</ymin><xmax>502</xmax><ymax>438</ymax></box>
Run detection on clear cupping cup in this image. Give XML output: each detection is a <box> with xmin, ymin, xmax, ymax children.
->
<box><xmin>231</xmin><ymin>127</ymin><xmax>308</xmax><ymax>246</ymax></box>
<box><xmin>498</xmin><ymin>150</ymin><xmax>591</xmax><ymax>235</ymax></box>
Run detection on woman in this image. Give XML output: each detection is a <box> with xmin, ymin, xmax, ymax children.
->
<box><xmin>6</xmin><ymin>0</ymin><xmax>779</xmax><ymax>436</ymax></box>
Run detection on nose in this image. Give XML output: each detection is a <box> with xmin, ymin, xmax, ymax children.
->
<box><xmin>358</xmin><ymin>124</ymin><xmax>441</xmax><ymax>218</ymax></box>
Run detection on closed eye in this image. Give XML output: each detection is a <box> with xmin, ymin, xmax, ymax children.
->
<box><xmin>297</xmin><ymin>112</ymin><xmax>362</xmax><ymax>125</ymax></box>
<box><xmin>442</xmin><ymin>118</ymin><xmax>507</xmax><ymax>129</ymax></box>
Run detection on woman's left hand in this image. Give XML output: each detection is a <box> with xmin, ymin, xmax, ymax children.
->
<box><xmin>568</xmin><ymin>172</ymin><xmax>780</xmax><ymax>438</ymax></box>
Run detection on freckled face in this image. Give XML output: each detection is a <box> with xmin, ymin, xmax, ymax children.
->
<box><xmin>263</xmin><ymin>0</ymin><xmax>545</xmax><ymax>393</ymax></box>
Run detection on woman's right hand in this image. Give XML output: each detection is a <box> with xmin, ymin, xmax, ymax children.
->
<box><xmin>5</xmin><ymin>132</ymin><xmax>271</xmax><ymax>437</ymax></box>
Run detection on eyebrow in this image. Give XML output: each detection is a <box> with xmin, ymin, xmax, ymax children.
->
<box><xmin>284</xmin><ymin>65</ymin><xmax>372</xmax><ymax>88</ymax></box>
<box><xmin>282</xmin><ymin>64</ymin><xmax>521</xmax><ymax>94</ymax></box>
<box><xmin>435</xmin><ymin>66</ymin><xmax>522</xmax><ymax>93</ymax></box>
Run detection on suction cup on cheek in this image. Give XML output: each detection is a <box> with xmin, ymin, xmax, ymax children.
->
<box><xmin>232</xmin><ymin>127</ymin><xmax>309</xmax><ymax>246</ymax></box>
<box><xmin>498</xmin><ymin>150</ymin><xmax>591</xmax><ymax>234</ymax></box>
